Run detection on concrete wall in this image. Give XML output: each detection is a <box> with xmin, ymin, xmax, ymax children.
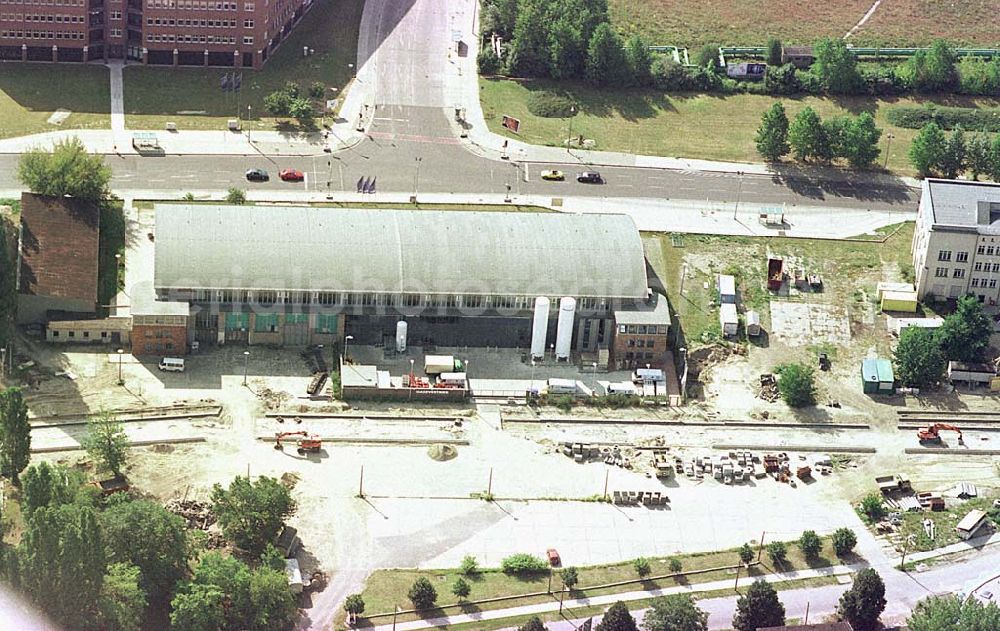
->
<box><xmin>342</xmin><ymin>386</ymin><xmax>468</xmax><ymax>403</ymax></box>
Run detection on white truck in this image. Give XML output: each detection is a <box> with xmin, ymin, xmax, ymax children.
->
<box><xmin>424</xmin><ymin>355</ymin><xmax>465</xmax><ymax>375</ymax></box>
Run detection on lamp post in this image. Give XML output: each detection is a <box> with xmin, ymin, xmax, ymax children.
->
<box><xmin>247</xmin><ymin>105</ymin><xmax>252</xmax><ymax>143</ymax></box>
<box><xmin>566</xmin><ymin>105</ymin><xmax>576</xmax><ymax>152</ymax></box>
<box><xmin>414</xmin><ymin>157</ymin><xmax>422</xmax><ymax>198</ymax></box>
<box><xmin>344</xmin><ymin>334</ymin><xmax>354</xmax><ymax>364</ymax></box>
<box><xmin>116</xmin><ymin>348</ymin><xmax>124</xmax><ymax>385</ymax></box>
<box><xmin>884</xmin><ymin>133</ymin><xmax>895</xmax><ymax>169</ymax></box>
<box><xmin>591</xmin><ymin>361</ymin><xmax>598</xmax><ymax>388</ymax></box>
<box><xmin>242</xmin><ymin>350</ymin><xmax>250</xmax><ymax>386</ymax></box>
<box><xmin>733</xmin><ymin>171</ymin><xmax>744</xmax><ymax>220</ymax></box>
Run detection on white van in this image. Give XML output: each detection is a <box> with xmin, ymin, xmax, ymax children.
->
<box><xmin>158</xmin><ymin>357</ymin><xmax>185</xmax><ymax>372</ymax></box>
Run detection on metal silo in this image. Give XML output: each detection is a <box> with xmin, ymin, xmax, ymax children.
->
<box><xmin>555</xmin><ymin>297</ymin><xmax>576</xmax><ymax>360</ymax></box>
<box><xmin>530</xmin><ymin>297</ymin><xmax>550</xmax><ymax>360</ymax></box>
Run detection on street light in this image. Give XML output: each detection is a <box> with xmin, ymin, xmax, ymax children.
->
<box><xmin>566</xmin><ymin>105</ymin><xmax>576</xmax><ymax>152</ymax></box>
<box><xmin>884</xmin><ymin>133</ymin><xmax>895</xmax><ymax>169</ymax></box>
<box><xmin>242</xmin><ymin>350</ymin><xmax>250</xmax><ymax>386</ymax></box>
<box><xmin>413</xmin><ymin>157</ymin><xmax>422</xmax><ymax>198</ymax></box>
<box><xmin>116</xmin><ymin>348</ymin><xmax>124</xmax><ymax>385</ymax></box>
<box><xmin>344</xmin><ymin>334</ymin><xmax>354</xmax><ymax>364</ymax></box>
<box><xmin>247</xmin><ymin>105</ymin><xmax>252</xmax><ymax>143</ymax></box>
<box><xmin>591</xmin><ymin>361</ymin><xmax>598</xmax><ymax>387</ymax></box>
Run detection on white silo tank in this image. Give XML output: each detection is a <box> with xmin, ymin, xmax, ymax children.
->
<box><xmin>530</xmin><ymin>297</ymin><xmax>550</xmax><ymax>359</ymax></box>
<box><xmin>396</xmin><ymin>320</ymin><xmax>408</xmax><ymax>353</ymax></box>
<box><xmin>555</xmin><ymin>297</ymin><xmax>576</xmax><ymax>360</ymax></box>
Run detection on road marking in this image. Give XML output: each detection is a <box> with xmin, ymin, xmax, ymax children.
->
<box><xmin>304</xmin><ymin>172</ymin><xmax>309</xmax><ymax>190</ymax></box>
<box><xmin>373</xmin><ymin>117</ymin><xmax>408</xmax><ymax>122</ymax></box>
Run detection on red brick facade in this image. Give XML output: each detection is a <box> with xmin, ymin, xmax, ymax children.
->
<box><xmin>611</xmin><ymin>326</ymin><xmax>669</xmax><ymax>370</ymax></box>
<box><xmin>132</xmin><ymin>323</ymin><xmax>187</xmax><ymax>356</ymax></box>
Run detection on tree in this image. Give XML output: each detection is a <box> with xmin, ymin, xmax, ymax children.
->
<box><xmin>191</xmin><ymin>552</ymin><xmax>251</xmax><ymax>629</ymax></box>
<box><xmin>860</xmin><ymin>493</ymin><xmax>886</xmax><ymax>522</ymax></box>
<box><xmin>102</xmin><ymin>500</ymin><xmax>189</xmax><ymax>604</ymax></box>
<box><xmin>838</xmin><ymin>568</ymin><xmax>886</xmax><ymax>630</ymax></box>
<box><xmin>798</xmin><ymin>530</ymin><xmax>822</xmax><ymax>560</ymax></box>
<box><xmin>210</xmin><ymin>475</ymin><xmax>295</xmax><ymax>555</ymax></box>
<box><xmin>452</xmin><ymin>576</ymin><xmax>471</xmax><ymax>600</ymax></box>
<box><xmin>967</xmin><ymin>133</ymin><xmax>992</xmax><ymax>180</ymax></box>
<box><xmin>263</xmin><ymin>90</ymin><xmax>293</xmax><ymax>116</ymax></box>
<box><xmin>586</xmin><ymin>23</ymin><xmax>627</xmax><ymax>86</ymax></box>
<box><xmin>788</xmin><ymin>107</ymin><xmax>829</xmax><ymax>162</ymax></box>
<box><xmin>625</xmin><ymin>34</ymin><xmax>653</xmax><ymax>87</ymax></box>
<box><xmin>906</xmin><ymin>40</ymin><xmax>959</xmax><ymax>92</ymax></box>
<box><xmin>408</xmin><ymin>576</ymin><xmax>438</xmax><ymax>609</ymax></box>
<box><xmin>595</xmin><ymin>601</ymin><xmax>638</xmax><ymax>631</ymax></box>
<box><xmin>560</xmin><ymin>566</ymin><xmax>579</xmax><ymax>590</ymax></box>
<box><xmin>344</xmin><ymin>593</ymin><xmax>366</xmax><ymax>622</ymax></box>
<box><xmin>766</xmin><ymin>540</ymin><xmax>788</xmax><ymax>566</ymax></box>
<box><xmin>21</xmin><ymin>462</ymin><xmax>75</xmax><ymax>519</ymax></box>
<box><xmin>936</xmin><ymin>295</ymin><xmax>994</xmax><ymax>362</ymax></box>
<box><xmin>518</xmin><ymin>617</ymin><xmax>548</xmax><ymax>631</ymax></box>
<box><xmin>82</xmin><ymin>410</ymin><xmax>129</xmax><ymax>478</ymax></box>
<box><xmin>459</xmin><ymin>554</ymin><xmax>480</xmax><ymax>576</ymax></box>
<box><xmin>505</xmin><ymin>2</ymin><xmax>549</xmax><ymax>77</ymax></box>
<box><xmin>17</xmin><ymin>136</ymin><xmax>111</xmax><ymax>201</ymax></box>
<box><xmin>813</xmin><ymin>38</ymin><xmax>860</xmax><ymax>94</ymax></box>
<box><xmin>940</xmin><ymin>127</ymin><xmax>967</xmax><ymax>179</ymax></box>
<box><xmin>100</xmin><ymin>562</ymin><xmax>147</xmax><ymax>631</ymax></box>
<box><xmin>766</xmin><ymin>38</ymin><xmax>783</xmax><ymax>67</ymax></box>
<box><xmin>289</xmin><ymin>97</ymin><xmax>314</xmax><ymax>121</ymax></box>
<box><xmin>986</xmin><ymin>134</ymin><xmax>1000</xmax><ymax>182</ymax></box>
<box><xmin>732</xmin><ymin>580</ymin><xmax>785</xmax><ymax>631</ymax></box>
<box><xmin>478</xmin><ymin>44</ymin><xmax>501</xmax><ymax>74</ymax></box>
<box><xmin>226</xmin><ymin>187</ymin><xmax>247</xmax><ymax>205</ymax></box>
<box><xmin>908</xmin><ymin>594</ymin><xmax>1000</xmax><ymax>631</ymax></box>
<box><xmin>774</xmin><ymin>363</ymin><xmax>816</xmax><ymax>407</ymax></box>
<box><xmin>169</xmin><ymin>583</ymin><xmax>225</xmax><ymax>631</ymax></box>
<box><xmin>260</xmin><ymin>542</ymin><xmax>285</xmax><ymax>572</ymax></box>
<box><xmin>633</xmin><ymin>557</ymin><xmax>651</xmax><ymax>578</ymax></box>
<box><xmin>894</xmin><ymin>326</ymin><xmax>945</xmax><ymax>387</ymax></box>
<box><xmin>909</xmin><ymin>122</ymin><xmax>947</xmax><ymax>177</ymax></box>
<box><xmin>644</xmin><ymin>594</ymin><xmax>709</xmax><ymax>631</ymax></box>
<box><xmin>693</xmin><ymin>43</ymin><xmax>719</xmax><ymax>70</ymax></box>
<box><xmin>0</xmin><ymin>387</ymin><xmax>30</xmax><ymax>485</ymax></box>
<box><xmin>738</xmin><ymin>543</ymin><xmax>754</xmax><ymax>566</ymax></box>
<box><xmin>832</xmin><ymin>528</ymin><xmax>858</xmax><ymax>557</ymax></box>
<box><xmin>245</xmin><ymin>566</ymin><xmax>298</xmax><ymax>630</ymax></box>
<box><xmin>755</xmin><ymin>102</ymin><xmax>790</xmax><ymax>161</ymax></box>
<box><xmin>547</xmin><ymin>17</ymin><xmax>586</xmax><ymax>79</ymax></box>
<box><xmin>841</xmin><ymin>112</ymin><xmax>882</xmax><ymax>169</ymax></box>
<box><xmin>668</xmin><ymin>558</ymin><xmax>682</xmax><ymax>573</ymax></box>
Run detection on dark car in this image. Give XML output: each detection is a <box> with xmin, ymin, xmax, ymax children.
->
<box><xmin>245</xmin><ymin>168</ymin><xmax>269</xmax><ymax>182</ymax></box>
<box><xmin>576</xmin><ymin>171</ymin><xmax>602</xmax><ymax>183</ymax></box>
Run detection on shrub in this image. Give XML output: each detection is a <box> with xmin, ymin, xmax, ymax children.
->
<box><xmin>560</xmin><ymin>567</ymin><xmax>578</xmax><ymax>589</ymax></box>
<box><xmin>226</xmin><ymin>188</ymin><xmax>247</xmax><ymax>205</ymax></box>
<box><xmin>766</xmin><ymin>38</ymin><xmax>782</xmax><ymax>67</ymax></box>
<box><xmin>408</xmin><ymin>577</ymin><xmax>437</xmax><ymax>609</ymax></box>
<box><xmin>764</xmin><ymin>63</ymin><xmax>801</xmax><ymax>95</ymax></box>
<box><xmin>832</xmin><ymin>528</ymin><xmax>858</xmax><ymax>556</ymax></box>
<box><xmin>526</xmin><ymin>90</ymin><xmax>577</xmax><ymax>118</ymax></box>
<box><xmin>885</xmin><ymin>104</ymin><xmax>1000</xmax><ymax>133</ymax></box>
<box><xmin>799</xmin><ymin>530</ymin><xmax>822</xmax><ymax>560</ymax></box>
<box><xmin>501</xmin><ymin>553</ymin><xmax>549</xmax><ymax>575</ymax></box>
<box><xmin>633</xmin><ymin>557</ymin><xmax>651</xmax><ymax>578</ymax></box>
<box><xmin>478</xmin><ymin>45</ymin><xmax>501</xmax><ymax>75</ymax></box>
<box><xmin>766</xmin><ymin>541</ymin><xmax>787</xmax><ymax>566</ymax></box>
<box><xmin>694</xmin><ymin>43</ymin><xmax>720</xmax><ymax>69</ymax></box>
<box><xmin>459</xmin><ymin>555</ymin><xmax>480</xmax><ymax>576</ymax></box>
<box><xmin>309</xmin><ymin>82</ymin><xmax>325</xmax><ymax>99</ymax></box>
<box><xmin>452</xmin><ymin>577</ymin><xmax>471</xmax><ymax>600</ymax></box>
<box><xmin>667</xmin><ymin>558</ymin><xmax>682</xmax><ymax>573</ymax></box>
<box><xmin>739</xmin><ymin>543</ymin><xmax>755</xmax><ymax>566</ymax></box>
<box><xmin>860</xmin><ymin>493</ymin><xmax>886</xmax><ymax>523</ymax></box>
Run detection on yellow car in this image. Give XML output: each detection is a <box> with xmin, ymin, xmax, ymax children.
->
<box><xmin>541</xmin><ymin>169</ymin><xmax>565</xmax><ymax>181</ymax></box>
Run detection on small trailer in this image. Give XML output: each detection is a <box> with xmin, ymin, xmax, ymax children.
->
<box><xmin>767</xmin><ymin>257</ymin><xmax>784</xmax><ymax>291</ymax></box>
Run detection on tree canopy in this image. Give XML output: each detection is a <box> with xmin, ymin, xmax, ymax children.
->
<box><xmin>936</xmin><ymin>295</ymin><xmax>993</xmax><ymax>362</ymax></box>
<box><xmin>210</xmin><ymin>475</ymin><xmax>295</xmax><ymax>555</ymax></box>
<box><xmin>102</xmin><ymin>499</ymin><xmax>189</xmax><ymax>604</ymax></box>
<box><xmin>83</xmin><ymin>410</ymin><xmax>130</xmax><ymax>478</ymax></box>
<box><xmin>812</xmin><ymin>38</ymin><xmax>861</xmax><ymax>94</ymax></box>
<box><xmin>643</xmin><ymin>594</ymin><xmax>708</xmax><ymax>631</ymax></box>
<box><xmin>755</xmin><ymin>102</ymin><xmax>790</xmax><ymax>162</ymax></box>
<box><xmin>595</xmin><ymin>601</ymin><xmax>637</xmax><ymax>631</ymax></box>
<box><xmin>838</xmin><ymin>568</ymin><xmax>886</xmax><ymax>630</ymax></box>
<box><xmin>908</xmin><ymin>594</ymin><xmax>1000</xmax><ymax>631</ymax></box>
<box><xmin>774</xmin><ymin>363</ymin><xmax>816</xmax><ymax>407</ymax></box>
<box><xmin>894</xmin><ymin>326</ymin><xmax>946</xmax><ymax>387</ymax></box>
<box><xmin>0</xmin><ymin>387</ymin><xmax>30</xmax><ymax>485</ymax></box>
<box><xmin>17</xmin><ymin>136</ymin><xmax>111</xmax><ymax>201</ymax></box>
<box><xmin>732</xmin><ymin>580</ymin><xmax>785</xmax><ymax>631</ymax></box>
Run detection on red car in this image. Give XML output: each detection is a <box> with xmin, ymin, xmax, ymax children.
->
<box><xmin>546</xmin><ymin>548</ymin><xmax>561</xmax><ymax>567</ymax></box>
<box><xmin>279</xmin><ymin>168</ymin><xmax>304</xmax><ymax>182</ymax></box>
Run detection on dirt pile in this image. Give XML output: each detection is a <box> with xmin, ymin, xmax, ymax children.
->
<box><xmin>164</xmin><ymin>499</ymin><xmax>216</xmax><ymax>530</ymax></box>
<box><xmin>428</xmin><ymin>444</ymin><xmax>458</xmax><ymax>462</ymax></box>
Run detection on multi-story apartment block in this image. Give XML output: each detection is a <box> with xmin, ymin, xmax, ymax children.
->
<box><xmin>912</xmin><ymin>178</ymin><xmax>1000</xmax><ymax>305</ymax></box>
<box><xmin>0</xmin><ymin>0</ymin><xmax>310</xmax><ymax>67</ymax></box>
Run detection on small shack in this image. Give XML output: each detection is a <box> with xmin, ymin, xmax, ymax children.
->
<box><xmin>720</xmin><ymin>303</ymin><xmax>738</xmax><ymax>337</ymax></box>
<box><xmin>877</xmin><ymin>283</ymin><xmax>918</xmax><ymax>313</ymax></box>
<box><xmin>861</xmin><ymin>358</ymin><xmax>894</xmax><ymax>394</ymax></box>
<box><xmin>948</xmin><ymin>361</ymin><xmax>997</xmax><ymax>385</ymax></box>
<box><xmin>956</xmin><ymin>509</ymin><xmax>989</xmax><ymax>540</ymax></box>
<box><xmin>781</xmin><ymin>45</ymin><xmax>814</xmax><ymax>68</ymax></box>
<box><xmin>718</xmin><ymin>274</ymin><xmax>736</xmax><ymax>304</ymax></box>
<box><xmin>746</xmin><ymin>310</ymin><xmax>761</xmax><ymax>337</ymax></box>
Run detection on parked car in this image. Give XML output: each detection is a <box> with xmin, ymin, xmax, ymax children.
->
<box><xmin>546</xmin><ymin>548</ymin><xmax>561</xmax><ymax>567</ymax></box>
<box><xmin>279</xmin><ymin>168</ymin><xmax>305</xmax><ymax>182</ymax></box>
<box><xmin>541</xmin><ymin>169</ymin><xmax>565</xmax><ymax>181</ymax></box>
<box><xmin>245</xmin><ymin>168</ymin><xmax>269</xmax><ymax>182</ymax></box>
<box><xmin>576</xmin><ymin>171</ymin><xmax>602</xmax><ymax>183</ymax></box>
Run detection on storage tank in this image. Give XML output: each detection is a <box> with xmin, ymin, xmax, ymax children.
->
<box><xmin>555</xmin><ymin>297</ymin><xmax>576</xmax><ymax>360</ymax></box>
<box><xmin>395</xmin><ymin>320</ymin><xmax>408</xmax><ymax>353</ymax></box>
<box><xmin>529</xmin><ymin>297</ymin><xmax>550</xmax><ymax>359</ymax></box>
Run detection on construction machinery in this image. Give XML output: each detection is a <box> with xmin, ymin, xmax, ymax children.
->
<box><xmin>917</xmin><ymin>423</ymin><xmax>964</xmax><ymax>445</ymax></box>
<box><xmin>274</xmin><ymin>431</ymin><xmax>322</xmax><ymax>454</ymax></box>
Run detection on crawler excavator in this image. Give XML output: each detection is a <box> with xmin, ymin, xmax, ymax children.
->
<box><xmin>274</xmin><ymin>431</ymin><xmax>322</xmax><ymax>454</ymax></box>
<box><xmin>917</xmin><ymin>423</ymin><xmax>964</xmax><ymax>446</ymax></box>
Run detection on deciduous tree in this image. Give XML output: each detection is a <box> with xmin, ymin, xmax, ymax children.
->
<box><xmin>832</xmin><ymin>528</ymin><xmax>858</xmax><ymax>557</ymax></box>
<box><xmin>940</xmin><ymin>127</ymin><xmax>967</xmax><ymax>179</ymax></box>
<box><xmin>169</xmin><ymin>583</ymin><xmax>225</xmax><ymax>631</ymax></box>
<box><xmin>100</xmin><ymin>562</ymin><xmax>147</xmax><ymax>631</ymax></box>
<box><xmin>102</xmin><ymin>499</ymin><xmax>189</xmax><ymax>604</ymax></box>
<box><xmin>774</xmin><ymin>363</ymin><xmax>816</xmax><ymax>407</ymax></box>
<box><xmin>83</xmin><ymin>410</ymin><xmax>129</xmax><ymax>478</ymax></box>
<box><xmin>766</xmin><ymin>540</ymin><xmax>788</xmax><ymax>566</ymax></box>
<box><xmin>643</xmin><ymin>594</ymin><xmax>708</xmax><ymax>631</ymax></box>
<box><xmin>633</xmin><ymin>557</ymin><xmax>651</xmax><ymax>578</ymax></box>
<box><xmin>595</xmin><ymin>601</ymin><xmax>637</xmax><ymax>631</ymax></box>
<box><xmin>841</xmin><ymin>112</ymin><xmax>882</xmax><ymax>169</ymax></box>
<box><xmin>909</xmin><ymin>122</ymin><xmax>947</xmax><ymax>177</ymax></box>
<box><xmin>755</xmin><ymin>102</ymin><xmax>790</xmax><ymax>161</ymax></box>
<box><xmin>894</xmin><ymin>326</ymin><xmax>945</xmax><ymax>387</ymax></box>
<box><xmin>17</xmin><ymin>136</ymin><xmax>111</xmax><ymax>201</ymax></box>
<box><xmin>586</xmin><ymin>23</ymin><xmax>627</xmax><ymax>86</ymax></box>
<box><xmin>788</xmin><ymin>107</ymin><xmax>829</xmax><ymax>162</ymax></box>
<box><xmin>813</xmin><ymin>38</ymin><xmax>861</xmax><ymax>94</ymax></box>
<box><xmin>625</xmin><ymin>34</ymin><xmax>653</xmax><ymax>87</ymax></box>
<box><xmin>799</xmin><ymin>530</ymin><xmax>822</xmax><ymax>560</ymax></box>
<box><xmin>966</xmin><ymin>133</ymin><xmax>992</xmax><ymax>180</ymax></box>
<box><xmin>518</xmin><ymin>617</ymin><xmax>548</xmax><ymax>631</ymax></box>
<box><xmin>0</xmin><ymin>387</ymin><xmax>30</xmax><ymax>485</ymax></box>
<box><xmin>908</xmin><ymin>594</ymin><xmax>1000</xmax><ymax>631</ymax></box>
<box><xmin>936</xmin><ymin>295</ymin><xmax>993</xmax><ymax>362</ymax></box>
<box><xmin>452</xmin><ymin>576</ymin><xmax>471</xmax><ymax>600</ymax></box>
<box><xmin>860</xmin><ymin>493</ymin><xmax>886</xmax><ymax>522</ymax></box>
<box><xmin>210</xmin><ymin>475</ymin><xmax>295</xmax><ymax>555</ymax></box>
<box><xmin>408</xmin><ymin>576</ymin><xmax>438</xmax><ymax>609</ymax></box>
<box><xmin>838</xmin><ymin>568</ymin><xmax>886</xmax><ymax>630</ymax></box>
<box><xmin>732</xmin><ymin>580</ymin><xmax>785</xmax><ymax>631</ymax></box>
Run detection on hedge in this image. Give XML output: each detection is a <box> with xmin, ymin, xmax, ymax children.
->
<box><xmin>884</xmin><ymin>104</ymin><xmax>1000</xmax><ymax>132</ymax></box>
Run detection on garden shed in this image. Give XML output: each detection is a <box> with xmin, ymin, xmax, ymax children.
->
<box><xmin>861</xmin><ymin>358</ymin><xmax>894</xmax><ymax>394</ymax></box>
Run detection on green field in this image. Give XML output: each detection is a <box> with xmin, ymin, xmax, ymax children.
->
<box><xmin>0</xmin><ymin>63</ymin><xmax>110</xmax><ymax>139</ymax></box>
<box><xmin>481</xmin><ymin>78</ymin><xmax>1000</xmax><ymax>175</ymax></box>
<box><xmin>348</xmin><ymin>537</ymin><xmax>842</xmax><ymax>627</ymax></box>
<box><xmin>898</xmin><ymin>495</ymin><xmax>999</xmax><ymax>553</ymax></box>
<box><xmin>123</xmin><ymin>0</ymin><xmax>364</xmax><ymax>131</ymax></box>
<box><xmin>610</xmin><ymin>0</ymin><xmax>1000</xmax><ymax>48</ymax></box>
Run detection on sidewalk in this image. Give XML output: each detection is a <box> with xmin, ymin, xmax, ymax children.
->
<box><xmin>370</xmin><ymin>564</ymin><xmax>856</xmax><ymax>631</ymax></box>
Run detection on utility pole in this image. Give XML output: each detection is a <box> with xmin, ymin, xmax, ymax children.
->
<box><xmin>884</xmin><ymin>133</ymin><xmax>895</xmax><ymax>169</ymax></box>
<box><xmin>486</xmin><ymin>467</ymin><xmax>493</xmax><ymax>497</ymax></box>
<box><xmin>358</xmin><ymin>465</ymin><xmax>365</xmax><ymax>498</ymax></box>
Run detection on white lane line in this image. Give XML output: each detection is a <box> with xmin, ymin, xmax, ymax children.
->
<box><xmin>304</xmin><ymin>172</ymin><xmax>309</xmax><ymax>191</ymax></box>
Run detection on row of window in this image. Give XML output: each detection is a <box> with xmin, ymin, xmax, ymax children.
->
<box><xmin>623</xmin><ymin>352</ymin><xmax>656</xmax><ymax>361</ymax></box>
<box><xmin>935</xmin><ymin>268</ymin><xmax>966</xmax><ymax>279</ymax></box>
<box><xmin>937</xmin><ymin>250</ymin><xmax>970</xmax><ymax>262</ymax></box>
<box><xmin>617</xmin><ymin>324</ymin><xmax>668</xmax><ymax>335</ymax></box>
<box><xmin>978</xmin><ymin>245</ymin><xmax>999</xmax><ymax>256</ymax></box>
<box><xmin>146</xmin><ymin>0</ymin><xmax>251</xmax><ymax>10</ymax></box>
<box><xmin>971</xmin><ymin>278</ymin><xmax>999</xmax><ymax>289</ymax></box>
<box><xmin>50</xmin><ymin>330</ymin><xmax>109</xmax><ymax>339</ymax></box>
<box><xmin>146</xmin><ymin>32</ymin><xmax>242</xmax><ymax>44</ymax></box>
<box><xmin>625</xmin><ymin>338</ymin><xmax>658</xmax><ymax>349</ymax></box>
<box><xmin>1</xmin><ymin>13</ymin><xmax>85</xmax><ymax>22</ymax></box>
<box><xmin>176</xmin><ymin>289</ymin><xmax>616</xmax><ymax>312</ymax></box>
<box><xmin>973</xmin><ymin>262</ymin><xmax>1000</xmax><ymax>273</ymax></box>
<box><xmin>0</xmin><ymin>28</ymin><xmax>83</xmax><ymax>37</ymax></box>
<box><xmin>142</xmin><ymin>342</ymin><xmax>175</xmax><ymax>353</ymax></box>
<box><xmin>146</xmin><ymin>17</ymin><xmax>246</xmax><ymax>27</ymax></box>
<box><xmin>0</xmin><ymin>0</ymin><xmax>84</xmax><ymax>5</ymax></box>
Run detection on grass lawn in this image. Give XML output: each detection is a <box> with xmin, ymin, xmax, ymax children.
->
<box><xmin>123</xmin><ymin>0</ymin><xmax>363</xmax><ymax>131</ymax></box>
<box><xmin>481</xmin><ymin>78</ymin><xmax>1000</xmax><ymax>176</ymax></box>
<box><xmin>609</xmin><ymin>0</ymin><xmax>1000</xmax><ymax>48</ymax></box>
<box><xmin>643</xmin><ymin>223</ymin><xmax>916</xmax><ymax>345</ymax></box>
<box><xmin>347</xmin><ymin>537</ymin><xmax>842</xmax><ymax>627</ymax></box>
<box><xmin>897</xmin><ymin>494</ymin><xmax>999</xmax><ymax>553</ymax></box>
<box><xmin>0</xmin><ymin>63</ymin><xmax>110</xmax><ymax>139</ymax></box>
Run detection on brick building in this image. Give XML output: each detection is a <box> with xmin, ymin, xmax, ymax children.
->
<box><xmin>611</xmin><ymin>294</ymin><xmax>671</xmax><ymax>370</ymax></box>
<box><xmin>0</xmin><ymin>0</ymin><xmax>311</xmax><ymax>67</ymax></box>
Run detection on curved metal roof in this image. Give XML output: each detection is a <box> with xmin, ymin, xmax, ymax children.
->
<box><xmin>153</xmin><ymin>204</ymin><xmax>648</xmax><ymax>299</ymax></box>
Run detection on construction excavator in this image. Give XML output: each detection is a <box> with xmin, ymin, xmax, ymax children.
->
<box><xmin>274</xmin><ymin>431</ymin><xmax>322</xmax><ymax>455</ymax></box>
<box><xmin>917</xmin><ymin>423</ymin><xmax>964</xmax><ymax>446</ymax></box>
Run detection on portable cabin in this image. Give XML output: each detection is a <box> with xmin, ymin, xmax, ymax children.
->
<box><xmin>861</xmin><ymin>358</ymin><xmax>894</xmax><ymax>394</ymax></box>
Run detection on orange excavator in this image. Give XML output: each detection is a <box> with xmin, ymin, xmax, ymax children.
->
<box><xmin>917</xmin><ymin>423</ymin><xmax>964</xmax><ymax>445</ymax></box>
<box><xmin>274</xmin><ymin>431</ymin><xmax>322</xmax><ymax>454</ymax></box>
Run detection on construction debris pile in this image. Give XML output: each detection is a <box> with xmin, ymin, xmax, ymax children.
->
<box><xmin>164</xmin><ymin>499</ymin><xmax>226</xmax><ymax>548</ymax></box>
<box><xmin>560</xmin><ymin>442</ymin><xmax>635</xmax><ymax>468</ymax></box>
<box><xmin>678</xmin><ymin>450</ymin><xmax>834</xmax><ymax>487</ymax></box>
<box><xmin>757</xmin><ymin>374</ymin><xmax>780</xmax><ymax>402</ymax></box>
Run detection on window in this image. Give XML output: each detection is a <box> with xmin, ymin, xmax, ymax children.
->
<box><xmin>110</xmin><ymin>27</ymin><xmax>120</xmax><ymax>36</ymax></box>
<box><xmin>979</xmin><ymin>245</ymin><xmax>986</xmax><ymax>255</ymax></box>
<box><xmin>314</xmin><ymin>314</ymin><xmax>336</xmax><ymax>333</ymax></box>
<box><xmin>68</xmin><ymin>331</ymin><xmax>75</xmax><ymax>338</ymax></box>
<box><xmin>243</xmin><ymin>18</ymin><xmax>251</xmax><ymax>27</ymax></box>
<box><xmin>935</xmin><ymin>267</ymin><xmax>948</xmax><ymax>278</ymax></box>
<box><xmin>625</xmin><ymin>352</ymin><xmax>634</xmax><ymax>360</ymax></box>
<box><xmin>975</xmin><ymin>262</ymin><xmax>983</xmax><ymax>271</ymax></box>
<box><xmin>989</xmin><ymin>246</ymin><xmax>996</xmax><ymax>256</ymax></box>
<box><xmin>52</xmin><ymin>331</ymin><xmax>59</xmax><ymax>337</ymax></box>
<box><xmin>110</xmin><ymin>9</ymin><xmax>119</xmax><ymax>17</ymax></box>
<box><xmin>993</xmin><ymin>263</ymin><xmax>1000</xmax><ymax>273</ymax></box>
<box><xmin>618</xmin><ymin>324</ymin><xmax>626</xmax><ymax>333</ymax></box>
<box><xmin>957</xmin><ymin>252</ymin><xmax>969</xmax><ymax>263</ymax></box>
<box><xmin>627</xmin><ymin>339</ymin><xmax>635</xmax><ymax>347</ymax></box>
<box><xmin>244</xmin><ymin>1</ymin><xmax>252</xmax><ymax>9</ymax></box>
<box><xmin>992</xmin><ymin>279</ymin><xmax>999</xmax><ymax>289</ymax></box>
<box><xmin>972</xmin><ymin>278</ymin><xmax>980</xmax><ymax>287</ymax></box>
<box><xmin>938</xmin><ymin>250</ymin><xmax>952</xmax><ymax>262</ymax></box>
<box><xmin>82</xmin><ymin>331</ymin><xmax>89</xmax><ymax>338</ymax></box>
<box><xmin>953</xmin><ymin>269</ymin><xmax>965</xmax><ymax>278</ymax></box>
<box><xmin>242</xmin><ymin>35</ymin><xmax>252</xmax><ymax>44</ymax></box>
